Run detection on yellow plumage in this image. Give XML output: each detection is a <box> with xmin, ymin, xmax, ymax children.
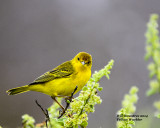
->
<box><xmin>6</xmin><ymin>52</ymin><xmax>92</xmax><ymax>110</ymax></box>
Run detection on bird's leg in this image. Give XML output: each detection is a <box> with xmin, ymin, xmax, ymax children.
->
<box><xmin>51</xmin><ymin>96</ymin><xmax>65</xmax><ymax>112</ymax></box>
<box><xmin>58</xmin><ymin>86</ymin><xmax>78</xmax><ymax>119</ymax></box>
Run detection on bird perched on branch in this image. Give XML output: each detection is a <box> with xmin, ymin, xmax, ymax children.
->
<box><xmin>7</xmin><ymin>52</ymin><xmax>92</xmax><ymax>112</ymax></box>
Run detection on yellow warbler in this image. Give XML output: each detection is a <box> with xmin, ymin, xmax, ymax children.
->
<box><xmin>7</xmin><ymin>52</ymin><xmax>92</xmax><ymax>110</ymax></box>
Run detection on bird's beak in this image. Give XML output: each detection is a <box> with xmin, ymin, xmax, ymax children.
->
<box><xmin>81</xmin><ymin>61</ymin><xmax>85</xmax><ymax>65</ymax></box>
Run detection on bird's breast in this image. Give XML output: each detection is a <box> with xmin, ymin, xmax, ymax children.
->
<box><xmin>72</xmin><ymin>69</ymin><xmax>91</xmax><ymax>92</ymax></box>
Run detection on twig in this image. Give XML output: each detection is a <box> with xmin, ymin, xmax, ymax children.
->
<box><xmin>35</xmin><ymin>100</ymin><xmax>51</xmax><ymax>128</ymax></box>
<box><xmin>58</xmin><ymin>86</ymin><xmax>78</xmax><ymax>119</ymax></box>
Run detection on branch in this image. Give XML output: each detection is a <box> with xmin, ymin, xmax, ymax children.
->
<box><xmin>35</xmin><ymin>100</ymin><xmax>51</xmax><ymax>128</ymax></box>
<box><xmin>58</xmin><ymin>86</ymin><xmax>78</xmax><ymax>119</ymax></box>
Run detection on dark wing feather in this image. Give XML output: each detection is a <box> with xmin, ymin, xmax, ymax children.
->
<box><xmin>29</xmin><ymin>61</ymin><xmax>74</xmax><ymax>85</ymax></box>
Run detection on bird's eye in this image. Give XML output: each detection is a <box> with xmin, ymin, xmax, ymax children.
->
<box><xmin>87</xmin><ymin>61</ymin><xmax>90</xmax><ymax>64</ymax></box>
<box><xmin>77</xmin><ymin>57</ymin><xmax>80</xmax><ymax>61</ymax></box>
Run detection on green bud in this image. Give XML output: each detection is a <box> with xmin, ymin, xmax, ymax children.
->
<box><xmin>66</xmin><ymin>100</ymin><xmax>70</xmax><ymax>104</ymax></box>
<box><xmin>157</xmin><ymin>114</ymin><xmax>160</xmax><ymax>118</ymax></box>
<box><xmin>154</xmin><ymin>101</ymin><xmax>160</xmax><ymax>110</ymax></box>
<box><xmin>98</xmin><ymin>87</ymin><xmax>103</xmax><ymax>91</ymax></box>
<box><xmin>80</xmin><ymin>120</ymin><xmax>88</xmax><ymax>127</ymax></box>
<box><xmin>129</xmin><ymin>86</ymin><xmax>139</xmax><ymax>95</ymax></box>
<box><xmin>151</xmin><ymin>14</ymin><xmax>159</xmax><ymax>21</ymax></box>
<box><xmin>83</xmin><ymin>86</ymin><xmax>88</xmax><ymax>91</ymax></box>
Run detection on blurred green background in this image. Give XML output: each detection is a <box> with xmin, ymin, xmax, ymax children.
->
<box><xmin>1</xmin><ymin>0</ymin><xmax>160</xmax><ymax>127</ymax></box>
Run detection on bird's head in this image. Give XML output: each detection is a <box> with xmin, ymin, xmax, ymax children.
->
<box><xmin>72</xmin><ymin>52</ymin><xmax>92</xmax><ymax>69</ymax></box>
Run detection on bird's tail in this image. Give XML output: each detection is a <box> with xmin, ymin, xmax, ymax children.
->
<box><xmin>6</xmin><ymin>85</ymin><xmax>29</xmax><ymax>95</ymax></box>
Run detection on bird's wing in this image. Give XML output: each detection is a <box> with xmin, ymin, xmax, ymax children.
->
<box><xmin>29</xmin><ymin>61</ymin><xmax>74</xmax><ymax>85</ymax></box>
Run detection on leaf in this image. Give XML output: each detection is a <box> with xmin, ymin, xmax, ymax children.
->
<box><xmin>80</xmin><ymin>121</ymin><xmax>88</xmax><ymax>127</ymax></box>
<box><xmin>98</xmin><ymin>87</ymin><xmax>103</xmax><ymax>91</ymax></box>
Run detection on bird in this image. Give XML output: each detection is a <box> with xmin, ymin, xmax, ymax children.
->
<box><xmin>6</xmin><ymin>52</ymin><xmax>92</xmax><ymax>112</ymax></box>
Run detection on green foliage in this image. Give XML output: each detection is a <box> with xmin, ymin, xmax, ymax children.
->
<box><xmin>117</xmin><ymin>86</ymin><xmax>139</xmax><ymax>128</ymax></box>
<box><xmin>154</xmin><ymin>101</ymin><xmax>160</xmax><ymax>118</ymax></box>
<box><xmin>64</xmin><ymin>59</ymin><xmax>114</xmax><ymax>128</ymax></box>
<box><xmin>22</xmin><ymin>98</ymin><xmax>64</xmax><ymax>128</ymax></box>
<box><xmin>47</xmin><ymin>98</ymin><xmax>64</xmax><ymax>128</ymax></box>
<box><xmin>21</xmin><ymin>59</ymin><xmax>114</xmax><ymax>128</ymax></box>
<box><xmin>145</xmin><ymin>13</ymin><xmax>160</xmax><ymax>119</ymax></box>
<box><xmin>145</xmin><ymin>14</ymin><xmax>160</xmax><ymax>96</ymax></box>
<box><xmin>22</xmin><ymin>114</ymin><xmax>35</xmax><ymax>128</ymax></box>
